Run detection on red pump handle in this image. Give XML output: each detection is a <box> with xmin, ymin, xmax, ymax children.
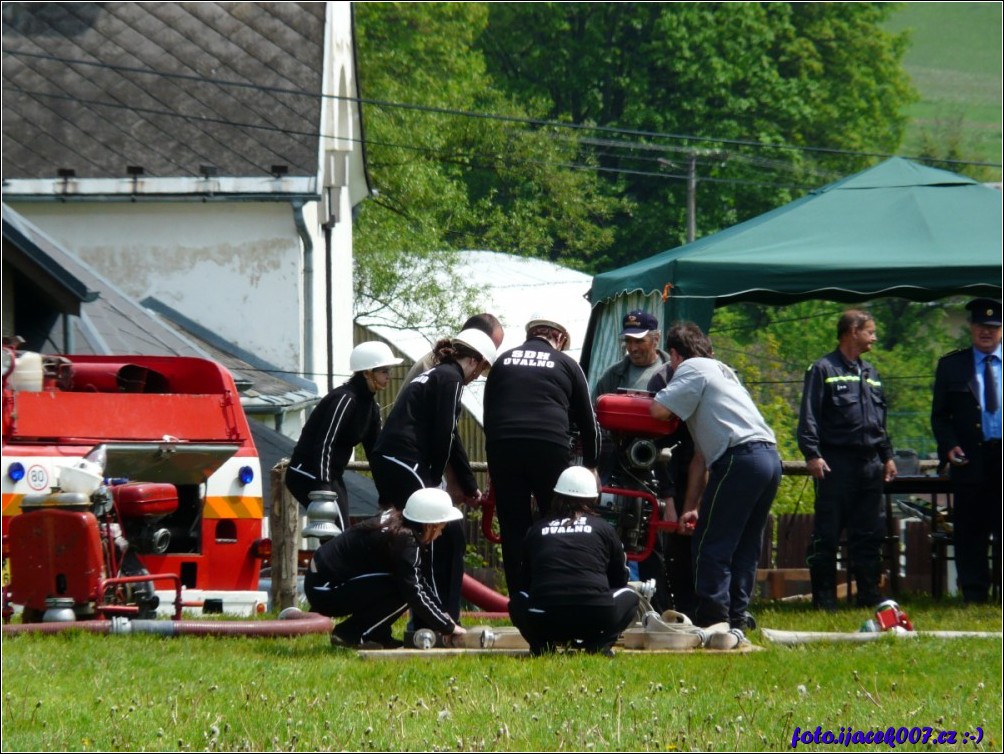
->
<box><xmin>480</xmin><ymin>479</ymin><xmax>502</xmax><ymax>544</ymax></box>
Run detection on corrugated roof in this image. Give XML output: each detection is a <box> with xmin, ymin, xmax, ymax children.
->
<box><xmin>2</xmin><ymin>208</ymin><xmax>97</xmax><ymax>316</ymax></box>
<box><xmin>2</xmin><ymin>2</ymin><xmax>325</xmax><ymax>180</ymax></box>
<box><xmin>3</xmin><ymin>202</ymin><xmax>212</xmax><ymax>355</ymax></box>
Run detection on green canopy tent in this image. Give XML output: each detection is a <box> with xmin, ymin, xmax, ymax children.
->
<box><xmin>582</xmin><ymin>157</ymin><xmax>1002</xmax><ymax>383</ymax></box>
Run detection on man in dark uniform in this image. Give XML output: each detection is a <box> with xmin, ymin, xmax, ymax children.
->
<box><xmin>798</xmin><ymin>310</ymin><xmax>897</xmax><ymax>609</ymax></box>
<box><xmin>483</xmin><ymin>314</ymin><xmax>600</xmax><ymax>594</ymax></box>
<box><xmin>931</xmin><ymin>298</ymin><xmax>1002</xmax><ymax>604</ymax></box>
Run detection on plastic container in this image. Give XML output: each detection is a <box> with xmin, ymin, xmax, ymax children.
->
<box><xmin>59</xmin><ymin>462</ymin><xmax>104</xmax><ymax>495</ymax></box>
<box><xmin>10</xmin><ymin>351</ymin><xmax>44</xmax><ymax>392</ymax></box>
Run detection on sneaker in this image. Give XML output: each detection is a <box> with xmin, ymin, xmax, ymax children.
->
<box><xmin>330</xmin><ymin>628</ymin><xmax>357</xmax><ymax>649</ymax></box>
<box><xmin>704</xmin><ymin>627</ymin><xmax>748</xmax><ymax>650</ymax></box>
<box><xmin>331</xmin><ymin>628</ymin><xmax>402</xmax><ymax>650</ymax></box>
<box><xmin>730</xmin><ymin>611</ymin><xmax>757</xmax><ymax>631</ymax></box>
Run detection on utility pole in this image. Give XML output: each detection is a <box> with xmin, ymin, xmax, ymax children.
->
<box><xmin>660</xmin><ymin>150</ymin><xmax>726</xmax><ymax>243</ymax></box>
<box><xmin>686</xmin><ymin>152</ymin><xmax>697</xmax><ymax>243</ymax></box>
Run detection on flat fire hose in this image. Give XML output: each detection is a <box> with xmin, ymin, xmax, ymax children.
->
<box><xmin>622</xmin><ymin>595</ymin><xmax>750</xmax><ymax>650</ymax></box>
<box><xmin>762</xmin><ymin>627</ymin><xmax>1003</xmax><ymax>645</ymax></box>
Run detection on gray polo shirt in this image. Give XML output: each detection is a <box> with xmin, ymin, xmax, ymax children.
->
<box><xmin>653</xmin><ymin>357</ymin><xmax>775</xmax><ymax>466</ymax></box>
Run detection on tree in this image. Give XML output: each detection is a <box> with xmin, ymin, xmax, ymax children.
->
<box><xmin>352</xmin><ymin>3</ymin><xmax>624</xmax><ymax>332</ymax></box>
<box><xmin>479</xmin><ymin>3</ymin><xmax>915</xmax><ymax>268</ymax></box>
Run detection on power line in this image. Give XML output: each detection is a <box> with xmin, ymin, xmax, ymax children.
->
<box><xmin>6</xmin><ymin>84</ymin><xmax>818</xmax><ymax>190</ymax></box>
<box><xmin>5</xmin><ymin>48</ymin><xmax>1001</xmax><ymax>170</ymax></box>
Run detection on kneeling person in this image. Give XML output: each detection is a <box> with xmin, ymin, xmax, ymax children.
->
<box><xmin>305</xmin><ymin>488</ymin><xmax>468</xmax><ymax>649</ymax></box>
<box><xmin>509</xmin><ymin>466</ymin><xmax>639</xmax><ymax>656</ymax></box>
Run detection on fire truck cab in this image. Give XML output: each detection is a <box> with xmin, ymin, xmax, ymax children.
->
<box><xmin>2</xmin><ymin>349</ymin><xmax>268</xmax><ymax>619</ymax></box>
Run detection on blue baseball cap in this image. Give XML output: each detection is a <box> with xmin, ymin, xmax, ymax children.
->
<box><xmin>620</xmin><ymin>310</ymin><xmax>659</xmax><ymax>338</ymax></box>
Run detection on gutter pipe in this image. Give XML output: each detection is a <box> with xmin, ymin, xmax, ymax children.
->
<box><xmin>291</xmin><ymin>200</ymin><xmax>314</xmax><ymax>384</ymax></box>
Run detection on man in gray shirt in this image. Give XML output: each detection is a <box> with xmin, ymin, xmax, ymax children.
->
<box><xmin>650</xmin><ymin>322</ymin><xmax>781</xmax><ymax>631</ymax></box>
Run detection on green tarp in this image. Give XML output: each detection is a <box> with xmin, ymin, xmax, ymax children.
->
<box><xmin>582</xmin><ymin>158</ymin><xmax>1002</xmax><ymax>379</ymax></box>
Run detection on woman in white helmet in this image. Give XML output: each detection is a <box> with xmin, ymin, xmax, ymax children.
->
<box><xmin>306</xmin><ymin>487</ymin><xmax>468</xmax><ymax>649</ymax></box>
<box><xmin>369</xmin><ymin>327</ymin><xmax>497</xmax><ymax>620</ymax></box>
<box><xmin>508</xmin><ymin>466</ymin><xmax>638</xmax><ymax>656</ymax></box>
<box><xmin>286</xmin><ymin>341</ymin><xmax>403</xmax><ymax>528</ymax></box>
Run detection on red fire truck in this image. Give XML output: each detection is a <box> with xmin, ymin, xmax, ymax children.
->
<box><xmin>2</xmin><ymin>348</ymin><xmax>268</xmax><ymax>621</ymax></box>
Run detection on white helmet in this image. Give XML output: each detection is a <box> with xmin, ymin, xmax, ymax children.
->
<box><xmin>349</xmin><ymin>341</ymin><xmax>403</xmax><ymax>373</ymax></box>
<box><xmin>452</xmin><ymin>328</ymin><xmax>497</xmax><ymax>366</ymax></box>
<box><xmin>402</xmin><ymin>487</ymin><xmax>464</xmax><ymax>524</ymax></box>
<box><xmin>525</xmin><ymin>313</ymin><xmax>571</xmax><ymax>351</ymax></box>
<box><xmin>553</xmin><ymin>466</ymin><xmax>599</xmax><ymax>498</ymax></box>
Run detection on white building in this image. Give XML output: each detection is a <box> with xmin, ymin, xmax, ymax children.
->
<box><xmin>2</xmin><ymin>2</ymin><xmax>368</xmax><ymax>419</ymax></box>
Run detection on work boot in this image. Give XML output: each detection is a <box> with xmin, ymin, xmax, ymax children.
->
<box><xmin>730</xmin><ymin>611</ymin><xmax>757</xmax><ymax>631</ymax></box>
<box><xmin>330</xmin><ymin>625</ymin><xmax>354</xmax><ymax>648</ymax></box>
<box><xmin>854</xmin><ymin>562</ymin><xmax>883</xmax><ymax>608</ymax></box>
<box><xmin>810</xmin><ymin>567</ymin><xmax>838</xmax><ymax>611</ymax></box>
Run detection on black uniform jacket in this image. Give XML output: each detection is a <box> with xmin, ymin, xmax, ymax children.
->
<box><xmin>312</xmin><ymin>516</ymin><xmax>455</xmax><ymax>634</ymax></box>
<box><xmin>797</xmin><ymin>350</ymin><xmax>893</xmax><ymax>463</ymax></box>
<box><xmin>483</xmin><ymin>337</ymin><xmax>600</xmax><ymax>467</ymax></box>
<box><xmin>372</xmin><ymin>360</ymin><xmax>478</xmax><ymax>495</ymax></box>
<box><xmin>288</xmin><ymin>373</ymin><xmax>378</xmax><ymax>487</ymax></box>
<box><xmin>520</xmin><ymin>513</ymin><xmax>629</xmax><ymax>607</ymax></box>
<box><xmin>931</xmin><ymin>348</ymin><xmax>993</xmax><ymax>482</ymax></box>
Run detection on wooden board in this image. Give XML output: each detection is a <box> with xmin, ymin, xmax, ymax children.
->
<box><xmin>357</xmin><ymin>625</ymin><xmax>764</xmax><ymax>658</ymax></box>
<box><xmin>358</xmin><ymin>644</ymin><xmax>762</xmax><ymax>659</ymax></box>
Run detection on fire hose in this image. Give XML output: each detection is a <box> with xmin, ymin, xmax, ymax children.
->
<box><xmin>1</xmin><ymin>607</ymin><xmax>332</xmax><ymax>637</ymax></box>
<box><xmin>461</xmin><ymin>573</ymin><xmax>508</xmax><ymax>617</ymax></box>
<box><xmin>761</xmin><ymin>627</ymin><xmax>1004</xmax><ymax>645</ymax></box>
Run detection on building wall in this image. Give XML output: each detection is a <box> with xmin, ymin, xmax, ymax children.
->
<box><xmin>11</xmin><ymin>201</ymin><xmax>307</xmax><ymax>374</ymax></box>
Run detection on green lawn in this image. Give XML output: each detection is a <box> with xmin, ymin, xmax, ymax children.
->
<box><xmin>884</xmin><ymin>2</ymin><xmax>1003</xmax><ymax>171</ymax></box>
<box><xmin>2</xmin><ymin>599</ymin><xmax>1000</xmax><ymax>751</ymax></box>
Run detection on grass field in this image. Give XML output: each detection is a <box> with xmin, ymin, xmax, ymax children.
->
<box><xmin>884</xmin><ymin>2</ymin><xmax>1003</xmax><ymax>173</ymax></box>
<box><xmin>2</xmin><ymin>599</ymin><xmax>1001</xmax><ymax>752</ymax></box>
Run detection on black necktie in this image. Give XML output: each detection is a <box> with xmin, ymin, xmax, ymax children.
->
<box><xmin>984</xmin><ymin>355</ymin><xmax>999</xmax><ymax>413</ymax></box>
